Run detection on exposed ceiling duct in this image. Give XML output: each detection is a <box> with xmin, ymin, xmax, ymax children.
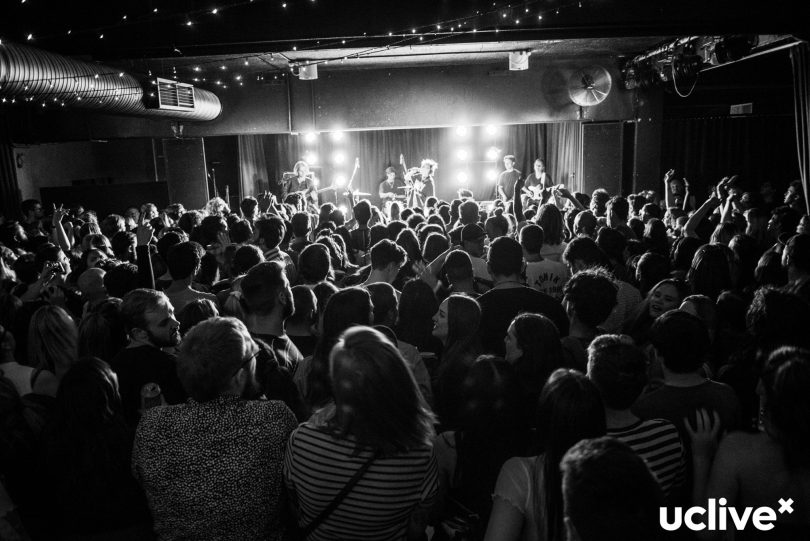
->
<box><xmin>0</xmin><ymin>41</ymin><xmax>221</xmax><ymax>121</ymax></box>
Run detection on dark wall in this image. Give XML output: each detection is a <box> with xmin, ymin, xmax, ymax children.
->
<box><xmin>8</xmin><ymin>58</ymin><xmax>637</xmax><ymax>142</ymax></box>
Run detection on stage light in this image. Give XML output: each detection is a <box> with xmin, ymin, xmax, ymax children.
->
<box><xmin>485</xmin><ymin>146</ymin><xmax>501</xmax><ymax>160</ymax></box>
<box><xmin>304</xmin><ymin>132</ymin><xmax>318</xmax><ymax>143</ymax></box>
<box><xmin>339</xmin><ymin>205</ymin><xmax>348</xmax><ymax>214</ymax></box>
<box><xmin>485</xmin><ymin>125</ymin><xmax>499</xmax><ymax>136</ymax></box>
<box><xmin>332</xmin><ymin>151</ymin><xmax>346</xmax><ymax>165</ymax></box>
<box><xmin>486</xmin><ymin>169</ymin><xmax>499</xmax><ymax>182</ymax></box>
<box><xmin>330</xmin><ymin>130</ymin><xmax>345</xmax><ymax>142</ymax></box>
<box><xmin>457</xmin><ymin>172</ymin><xmax>469</xmax><ymax>184</ymax></box>
<box><xmin>335</xmin><ymin>174</ymin><xmax>347</xmax><ymax>187</ymax></box>
<box><xmin>304</xmin><ymin>151</ymin><xmax>318</xmax><ymax>164</ymax></box>
<box><xmin>455</xmin><ymin>126</ymin><xmax>469</xmax><ymax>137</ymax></box>
<box><xmin>456</xmin><ymin>149</ymin><xmax>469</xmax><ymax>161</ymax></box>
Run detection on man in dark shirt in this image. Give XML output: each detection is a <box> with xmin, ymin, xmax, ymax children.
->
<box><xmin>239</xmin><ymin>261</ymin><xmax>303</xmax><ymax>374</ymax></box>
<box><xmin>110</xmin><ymin>288</ymin><xmax>186</xmax><ymax>425</ymax></box>
<box><xmin>496</xmin><ymin>155</ymin><xmax>521</xmax><ymax>203</ymax></box>
<box><xmin>478</xmin><ymin>237</ymin><xmax>568</xmax><ymax>355</ymax></box>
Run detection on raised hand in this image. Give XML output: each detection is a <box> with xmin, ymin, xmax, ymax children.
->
<box><xmin>685</xmin><ymin>408</ymin><xmax>722</xmax><ymax>460</ymax></box>
<box><xmin>354</xmin><ymin>157</ymin><xmax>360</xmax><ymax>170</ymax></box>
<box><xmin>399</xmin><ymin>154</ymin><xmax>405</xmax><ymax>166</ymax></box>
<box><xmin>664</xmin><ymin>168</ymin><xmax>676</xmax><ymax>182</ymax></box>
<box><xmin>51</xmin><ymin>204</ymin><xmax>69</xmax><ymax>226</ymax></box>
<box><xmin>136</xmin><ymin>222</ymin><xmax>155</xmax><ymax>247</ymax></box>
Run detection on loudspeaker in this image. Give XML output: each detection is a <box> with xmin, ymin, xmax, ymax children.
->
<box><xmin>162</xmin><ymin>138</ymin><xmax>209</xmax><ymax>209</ymax></box>
<box><xmin>581</xmin><ymin>122</ymin><xmax>623</xmax><ymax>196</ymax></box>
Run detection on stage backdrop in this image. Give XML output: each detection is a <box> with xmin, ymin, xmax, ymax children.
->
<box><xmin>238</xmin><ymin>122</ymin><xmax>582</xmax><ymax>205</ymax></box>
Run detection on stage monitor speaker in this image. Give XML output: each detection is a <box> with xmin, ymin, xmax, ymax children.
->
<box><xmin>582</xmin><ymin>122</ymin><xmax>623</xmax><ymax>197</ymax></box>
<box><xmin>162</xmin><ymin>138</ymin><xmax>209</xmax><ymax>209</ymax></box>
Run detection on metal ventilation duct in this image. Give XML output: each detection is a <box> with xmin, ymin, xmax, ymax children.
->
<box><xmin>0</xmin><ymin>42</ymin><xmax>221</xmax><ymax>121</ymax></box>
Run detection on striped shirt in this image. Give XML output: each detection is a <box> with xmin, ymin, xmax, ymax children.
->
<box><xmin>607</xmin><ymin>418</ymin><xmax>685</xmax><ymax>497</ymax></box>
<box><xmin>283</xmin><ymin>422</ymin><xmax>438</xmax><ymax>541</ymax></box>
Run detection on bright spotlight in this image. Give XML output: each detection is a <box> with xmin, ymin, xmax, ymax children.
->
<box><xmin>486</xmin><ymin>146</ymin><xmax>501</xmax><ymax>161</ymax></box>
<box><xmin>338</xmin><ymin>205</ymin><xmax>348</xmax><ymax>214</ymax></box>
<box><xmin>334</xmin><ymin>174</ymin><xmax>347</xmax><ymax>187</ymax></box>
<box><xmin>330</xmin><ymin>131</ymin><xmax>345</xmax><ymax>142</ymax></box>
<box><xmin>486</xmin><ymin>169</ymin><xmax>499</xmax><ymax>182</ymax></box>
<box><xmin>456</xmin><ymin>148</ymin><xmax>469</xmax><ymax>161</ymax></box>
<box><xmin>332</xmin><ymin>151</ymin><xmax>346</xmax><ymax>165</ymax></box>
<box><xmin>304</xmin><ymin>132</ymin><xmax>318</xmax><ymax>143</ymax></box>
<box><xmin>455</xmin><ymin>126</ymin><xmax>469</xmax><ymax>137</ymax></box>
<box><xmin>485</xmin><ymin>125</ymin><xmax>499</xmax><ymax>136</ymax></box>
<box><xmin>457</xmin><ymin>172</ymin><xmax>469</xmax><ymax>184</ymax></box>
<box><xmin>304</xmin><ymin>152</ymin><xmax>318</xmax><ymax>164</ymax></box>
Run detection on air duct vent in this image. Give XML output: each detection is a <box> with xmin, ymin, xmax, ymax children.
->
<box><xmin>155</xmin><ymin>78</ymin><xmax>196</xmax><ymax>111</ymax></box>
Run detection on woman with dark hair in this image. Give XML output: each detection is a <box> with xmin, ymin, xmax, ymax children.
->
<box><xmin>433</xmin><ymin>357</ymin><xmax>530</xmax><ymax>540</ymax></box>
<box><xmin>41</xmin><ymin>357</ymin><xmax>151</xmax><ymax>537</ymax></box>
<box><xmin>78</xmin><ymin>299</ymin><xmax>128</xmax><ymax>362</ymax></box>
<box><xmin>302</xmin><ymin>286</ymin><xmax>373</xmax><ymax>411</ymax></box>
<box><xmin>687</xmin><ymin>244</ymin><xmax>734</xmax><ymax>301</ymax></box>
<box><xmin>395</xmin><ymin>278</ymin><xmax>442</xmax><ymax>355</ymax></box>
<box><xmin>728</xmin><ymin>233</ymin><xmax>760</xmax><ymax>293</ymax></box>
<box><xmin>689</xmin><ymin>347</ymin><xmax>810</xmax><ymax>538</ymax></box>
<box><xmin>423</xmin><ymin>232</ymin><xmax>450</xmax><ymax>263</ymax></box>
<box><xmin>535</xmin><ymin>204</ymin><xmax>567</xmax><ymax>262</ymax></box>
<box><xmin>669</xmin><ymin>235</ymin><xmax>703</xmax><ymax>281</ymax></box>
<box><xmin>485</xmin><ymin>369</ymin><xmax>606</xmax><ymax>541</ymax></box>
<box><xmin>431</xmin><ymin>294</ymin><xmax>482</xmax><ymax>430</ymax></box>
<box><xmin>504</xmin><ymin>313</ymin><xmax>564</xmax><ymax>413</ymax></box>
<box><xmin>285</xmin><ymin>326</ymin><xmax>437</xmax><ymax>541</ymax></box>
<box><xmin>623</xmin><ymin>278</ymin><xmax>690</xmax><ymax>348</ymax></box>
<box><xmin>393</xmin><ymin>229</ymin><xmax>424</xmax><ymax>291</ymax></box>
<box><xmin>643</xmin><ymin>218</ymin><xmax>670</xmax><ymax>257</ymax></box>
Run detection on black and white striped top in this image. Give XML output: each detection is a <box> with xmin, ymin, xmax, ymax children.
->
<box><xmin>283</xmin><ymin>423</ymin><xmax>437</xmax><ymax>541</ymax></box>
<box><xmin>607</xmin><ymin>418</ymin><xmax>686</xmax><ymax>497</ymax></box>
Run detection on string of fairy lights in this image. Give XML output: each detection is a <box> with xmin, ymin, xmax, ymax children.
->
<box><xmin>0</xmin><ymin>0</ymin><xmax>593</xmax><ymax>107</ymax></box>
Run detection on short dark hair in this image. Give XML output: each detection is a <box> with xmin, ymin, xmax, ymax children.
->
<box><xmin>562</xmin><ymin>237</ymin><xmax>611</xmax><ymax>269</ymax></box>
<box><xmin>563</xmin><ymin>268</ymin><xmax>618</xmax><ymax>329</ymax></box>
<box><xmin>290</xmin><ymin>212</ymin><xmax>310</xmax><ymax>238</ymax></box>
<box><xmin>487</xmin><ymin>236</ymin><xmax>523</xmax><ymax>277</ymax></box>
<box><xmin>254</xmin><ymin>216</ymin><xmax>286</xmax><ymax>250</ymax></box>
<box><xmin>649</xmin><ymin>309</ymin><xmax>710</xmax><ymax>373</ymax></box>
<box><xmin>370</xmin><ymin>239</ymin><xmax>406</xmax><ymax>270</ymax></box>
<box><xmin>103</xmin><ymin>262</ymin><xmax>140</xmax><ymax>298</ymax></box>
<box><xmin>459</xmin><ymin>200</ymin><xmax>480</xmax><ymax>225</ymax></box>
<box><xmin>784</xmin><ymin>233</ymin><xmax>810</xmax><ymax>273</ymax></box>
<box><xmin>167</xmin><ymin>241</ymin><xmax>204</xmax><ymax>281</ymax></box>
<box><xmin>561</xmin><ymin>437</ymin><xmax>663</xmax><ymax>541</ymax></box>
<box><xmin>596</xmin><ymin>227</ymin><xmax>626</xmax><ymax>262</ymax></box>
<box><xmin>111</xmin><ymin>231</ymin><xmax>136</xmax><ymax>260</ymax></box>
<box><xmin>229</xmin><ymin>219</ymin><xmax>253</xmax><ymax>244</ymax></box>
<box><xmin>587</xmin><ymin>334</ymin><xmax>648</xmax><ymax>409</ymax></box>
<box><xmin>366</xmin><ymin>282</ymin><xmax>398</xmax><ymax>327</ymax></box>
<box><xmin>232</xmin><ymin>244</ymin><xmax>264</xmax><ymax>276</ymax></box>
<box><xmin>354</xmin><ymin>200</ymin><xmax>372</xmax><ymax>225</ymax></box>
<box><xmin>121</xmin><ymin>288</ymin><xmax>170</xmax><ymax>334</ymax></box>
<box><xmin>519</xmin><ymin>223</ymin><xmax>545</xmax><ymax>254</ymax></box>
<box><xmin>239</xmin><ymin>261</ymin><xmax>287</xmax><ymax>315</ymax></box>
<box><xmin>573</xmin><ymin>211</ymin><xmax>597</xmax><ymax>237</ymax></box>
<box><xmin>444</xmin><ymin>249</ymin><xmax>473</xmax><ymax>282</ymax></box>
<box><xmin>20</xmin><ymin>199</ymin><xmax>41</xmax><ymax>216</ymax></box>
<box><xmin>240</xmin><ymin>196</ymin><xmax>259</xmax><ymax>217</ymax></box>
<box><xmin>299</xmin><ymin>243</ymin><xmax>331</xmax><ymax>283</ymax></box>
<box><xmin>607</xmin><ymin>196</ymin><xmax>629</xmax><ymax>222</ymax></box>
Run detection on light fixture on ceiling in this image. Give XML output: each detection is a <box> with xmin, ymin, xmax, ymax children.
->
<box><xmin>298</xmin><ymin>63</ymin><xmax>318</xmax><ymax>81</ymax></box>
<box><xmin>508</xmin><ymin>51</ymin><xmax>530</xmax><ymax>71</ymax></box>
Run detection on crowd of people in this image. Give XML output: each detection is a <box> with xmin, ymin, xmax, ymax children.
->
<box><xmin>0</xmin><ymin>164</ymin><xmax>809</xmax><ymax>541</ymax></box>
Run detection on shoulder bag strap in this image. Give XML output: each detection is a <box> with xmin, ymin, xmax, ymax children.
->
<box><xmin>300</xmin><ymin>448</ymin><xmax>381</xmax><ymax>538</ymax></box>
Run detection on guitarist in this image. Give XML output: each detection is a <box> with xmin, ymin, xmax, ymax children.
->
<box><xmin>522</xmin><ymin>158</ymin><xmax>551</xmax><ymax>205</ymax></box>
<box><xmin>282</xmin><ymin>161</ymin><xmax>318</xmax><ymax>208</ymax></box>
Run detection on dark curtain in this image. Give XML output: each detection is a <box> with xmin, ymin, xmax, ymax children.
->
<box><xmin>238</xmin><ymin>122</ymin><xmax>582</xmax><ymax>204</ymax></box>
<box><xmin>661</xmin><ymin>115</ymin><xmax>799</xmax><ymax>200</ymax></box>
<box><xmin>791</xmin><ymin>42</ymin><xmax>810</xmax><ymax>214</ymax></box>
<box><xmin>0</xmin><ymin>115</ymin><xmax>21</xmax><ymax>220</ymax></box>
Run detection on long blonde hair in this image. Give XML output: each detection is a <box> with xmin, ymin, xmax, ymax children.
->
<box><xmin>29</xmin><ymin>305</ymin><xmax>78</xmax><ymax>380</ymax></box>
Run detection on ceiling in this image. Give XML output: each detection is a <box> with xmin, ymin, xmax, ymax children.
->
<box><xmin>1</xmin><ymin>0</ymin><xmax>805</xmax><ymax>95</ymax></box>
